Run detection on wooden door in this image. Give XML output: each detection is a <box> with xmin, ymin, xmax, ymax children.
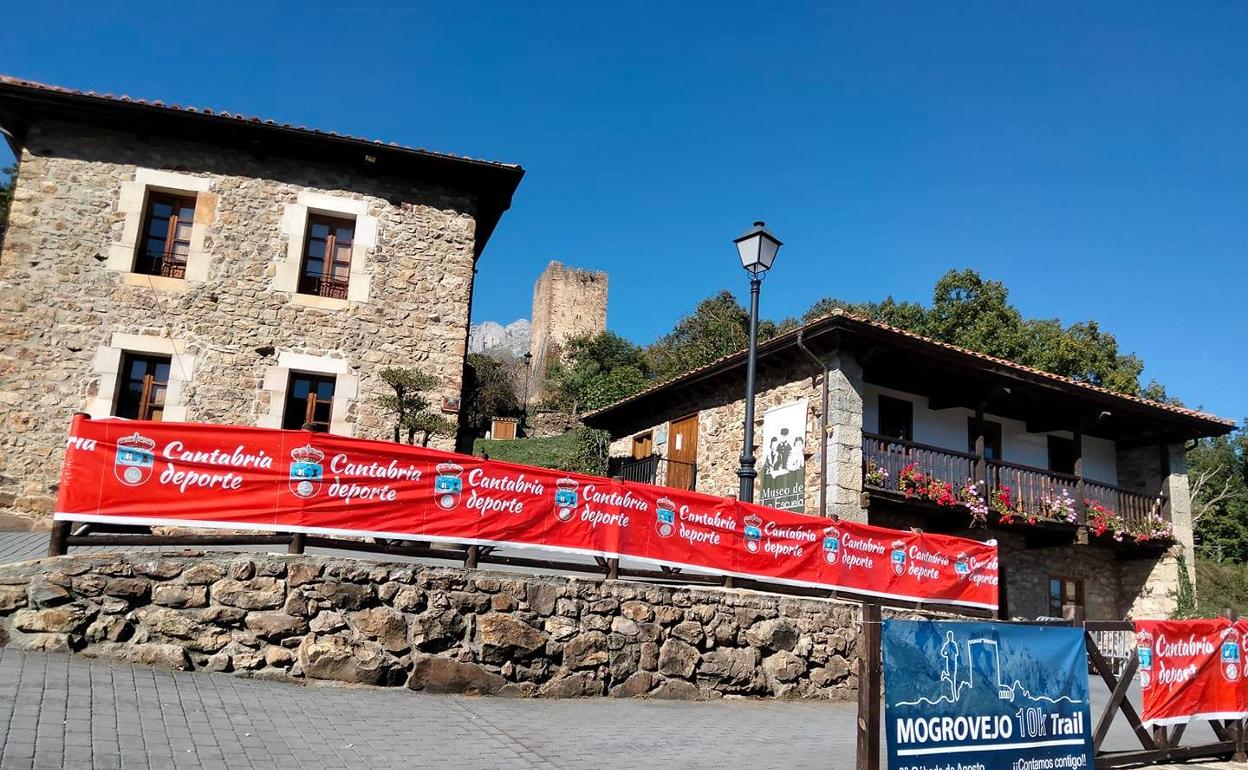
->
<box><xmin>668</xmin><ymin>415</ymin><xmax>698</xmax><ymax>491</ymax></box>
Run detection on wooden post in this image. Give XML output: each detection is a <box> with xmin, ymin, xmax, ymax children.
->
<box><xmin>1231</xmin><ymin>719</ymin><xmax>1248</xmax><ymax>763</ymax></box>
<box><xmin>997</xmin><ymin>561</ymin><xmax>1009</xmax><ymax>620</ymax></box>
<box><xmin>47</xmin><ymin>520</ymin><xmax>71</xmax><ymax>557</ymax></box>
<box><xmin>606</xmin><ymin>558</ymin><xmax>619</xmax><ymax>580</ymax></box>
<box><xmin>288</xmin><ymin>533</ymin><xmax>306</xmax><ymax>555</ymax></box>
<box><xmin>856</xmin><ymin>601</ymin><xmax>882</xmax><ymax>770</ymax></box>
<box><xmin>723</xmin><ymin>575</ymin><xmax>735</xmax><ymax>588</ymax></box>
<box><xmin>1062</xmin><ymin>603</ymin><xmax>1086</xmax><ymax>626</ymax></box>
<box><xmin>1217</xmin><ymin>606</ymin><xmax>1247</xmax><ymax>761</ymax></box>
<box><xmin>1152</xmin><ymin>725</ymin><xmax>1168</xmax><ymax>754</ymax></box>
<box><xmin>972</xmin><ymin>407</ymin><xmax>987</xmax><ymax>488</ymax></box>
<box><xmin>1073</xmin><ymin>427</ymin><xmax>1086</xmax><ymax>525</ymax></box>
<box><xmin>464</xmin><ymin>545</ymin><xmax>479</xmax><ymax>569</ymax></box>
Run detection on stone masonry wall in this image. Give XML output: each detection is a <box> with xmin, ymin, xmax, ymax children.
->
<box><xmin>527</xmin><ymin>262</ymin><xmax>607</xmax><ymax>399</ymax></box>
<box><xmin>0</xmin><ymin>120</ymin><xmax>480</xmax><ymax>525</ymax></box>
<box><xmin>871</xmin><ymin>507</ymin><xmax>1180</xmax><ymax>620</ymax></box>
<box><xmin>603</xmin><ymin>350</ymin><xmax>866</xmax><ymax>521</ymax></box>
<box><xmin>0</xmin><ymin>552</ymin><xmax>862</xmax><ymax>700</ymax></box>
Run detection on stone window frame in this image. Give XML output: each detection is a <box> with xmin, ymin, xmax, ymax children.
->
<box><xmin>107</xmin><ymin>168</ymin><xmax>216</xmax><ymax>291</ymax></box>
<box><xmin>258</xmin><ymin>352</ymin><xmax>359</xmax><ymax>436</ymax></box>
<box><xmin>277</xmin><ymin>192</ymin><xmax>378</xmax><ymax>310</ymax></box>
<box><xmin>86</xmin><ymin>334</ymin><xmax>196</xmax><ymax>422</ymax></box>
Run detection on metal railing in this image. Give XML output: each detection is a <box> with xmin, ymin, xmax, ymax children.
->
<box><xmin>298</xmin><ymin>273</ymin><xmax>350</xmax><ymax>299</ymax></box>
<box><xmin>134</xmin><ymin>250</ymin><xmax>187</xmax><ymax>279</ymax></box>
<box><xmin>611</xmin><ymin>455</ymin><xmax>698</xmax><ymax>491</ymax></box>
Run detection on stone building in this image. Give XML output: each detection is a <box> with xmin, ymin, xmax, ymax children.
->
<box><xmin>0</xmin><ymin>76</ymin><xmax>524</xmax><ymax>527</ymax></box>
<box><xmin>584</xmin><ymin>310</ymin><xmax>1235</xmax><ymax>621</ymax></box>
<box><xmin>527</xmin><ymin>261</ymin><xmax>607</xmax><ymax>396</ymax></box>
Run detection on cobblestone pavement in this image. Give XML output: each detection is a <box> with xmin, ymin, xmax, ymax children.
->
<box><xmin>0</xmin><ymin>648</ymin><xmax>842</xmax><ymax>770</ymax></box>
<box><xmin>0</xmin><ymin>532</ymin><xmax>1236</xmax><ymax>769</ymax></box>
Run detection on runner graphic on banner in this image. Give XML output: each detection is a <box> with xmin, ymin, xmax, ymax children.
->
<box><xmin>883</xmin><ymin>619</ymin><xmax>1094</xmax><ymax>770</ymax></box>
<box><xmin>758</xmin><ymin>399</ymin><xmax>807</xmax><ymax>512</ymax></box>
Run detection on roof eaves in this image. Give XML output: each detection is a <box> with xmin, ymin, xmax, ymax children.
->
<box><xmin>585</xmin><ymin>310</ymin><xmax>1235</xmax><ymax>431</ymax></box>
<box><xmin>0</xmin><ymin>75</ymin><xmax>523</xmax><ymax>172</ymax></box>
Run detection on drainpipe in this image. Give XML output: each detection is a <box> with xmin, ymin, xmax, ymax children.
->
<box><xmin>795</xmin><ymin>329</ymin><xmax>829</xmax><ymax>518</ymax></box>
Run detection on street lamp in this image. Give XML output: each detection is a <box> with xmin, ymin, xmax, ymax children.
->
<box><xmin>521</xmin><ymin>351</ymin><xmax>534</xmax><ymax>433</ymax></box>
<box><xmin>733</xmin><ymin>221</ymin><xmax>782</xmax><ymax>504</ymax></box>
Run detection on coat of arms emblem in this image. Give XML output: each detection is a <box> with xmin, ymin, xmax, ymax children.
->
<box><xmin>954</xmin><ymin>553</ymin><xmax>970</xmax><ymax>578</ymax></box>
<box><xmin>289</xmin><ymin>444</ymin><xmax>324</xmax><ymax>499</ymax></box>
<box><xmin>434</xmin><ymin>462</ymin><xmax>464</xmax><ymax>510</ymax></box>
<box><xmin>891</xmin><ymin>539</ymin><xmax>907</xmax><ymax>576</ymax></box>
<box><xmin>1223</xmin><ymin>627</ymin><xmax>1241</xmax><ymax>683</ymax></box>
<box><xmin>554</xmin><ymin>479</ymin><xmax>579</xmax><ymax>522</ymax></box>
<box><xmin>114</xmin><ymin>432</ymin><xmax>156</xmax><ymax>487</ymax></box>
<box><xmin>1137</xmin><ymin>629</ymin><xmax>1153</xmax><ymax>689</ymax></box>
<box><xmin>655</xmin><ymin>496</ymin><xmax>675</xmax><ymax>537</ymax></box>
<box><xmin>743</xmin><ymin>514</ymin><xmax>763</xmax><ymax>554</ymax></box>
<box><xmin>822</xmin><ymin>527</ymin><xmax>840</xmax><ymax>565</ymax></box>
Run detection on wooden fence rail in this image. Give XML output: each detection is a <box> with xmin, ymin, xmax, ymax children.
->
<box><xmin>855</xmin><ymin>609</ymin><xmax>1245</xmax><ymax>770</ymax></box>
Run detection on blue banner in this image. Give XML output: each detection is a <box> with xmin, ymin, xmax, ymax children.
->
<box><xmin>883</xmin><ymin>620</ymin><xmax>1094</xmax><ymax>770</ymax></box>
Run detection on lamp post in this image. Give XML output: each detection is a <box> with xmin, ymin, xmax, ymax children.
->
<box><xmin>521</xmin><ymin>351</ymin><xmax>534</xmax><ymax>433</ymax></box>
<box><xmin>733</xmin><ymin>221</ymin><xmax>782</xmax><ymax>503</ymax></box>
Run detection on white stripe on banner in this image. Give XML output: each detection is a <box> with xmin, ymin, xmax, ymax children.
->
<box><xmin>53</xmin><ymin>511</ymin><xmax>1001</xmax><ymax>610</ymax></box>
<box><xmin>896</xmin><ymin>738</ymin><xmax>1088</xmax><ymax>757</ymax></box>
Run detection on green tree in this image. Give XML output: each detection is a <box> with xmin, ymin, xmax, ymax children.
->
<box><xmin>1189</xmin><ymin>421</ymin><xmax>1248</xmax><ymax>562</ymax></box>
<box><xmin>461</xmin><ymin>353</ymin><xmax>522</xmax><ymax>437</ymax></box>
<box><xmin>646</xmin><ymin>290</ymin><xmax>779</xmax><ymax>382</ymax></box>
<box><xmin>544</xmin><ymin>332</ymin><xmax>650</xmax><ymax>414</ymax></box>
<box><xmin>805</xmin><ymin>269</ymin><xmax>1155</xmax><ymax>397</ymax></box>
<box><xmin>377</xmin><ymin>367</ymin><xmax>456</xmax><ymax>446</ymax></box>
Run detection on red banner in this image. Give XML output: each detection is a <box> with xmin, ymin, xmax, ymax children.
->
<box><xmin>54</xmin><ymin>416</ymin><xmax>998</xmax><ymax>609</ymax></box>
<box><xmin>1135</xmin><ymin>619</ymin><xmax>1248</xmax><ymax>726</ymax></box>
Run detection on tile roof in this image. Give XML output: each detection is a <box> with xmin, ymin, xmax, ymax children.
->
<box><xmin>0</xmin><ymin>75</ymin><xmax>519</xmax><ymax>170</ymax></box>
<box><xmin>585</xmin><ymin>309</ymin><xmax>1236</xmax><ymax>430</ymax></box>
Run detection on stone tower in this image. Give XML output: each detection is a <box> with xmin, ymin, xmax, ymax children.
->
<box><xmin>529</xmin><ymin>261</ymin><xmax>608</xmax><ymax>391</ymax></box>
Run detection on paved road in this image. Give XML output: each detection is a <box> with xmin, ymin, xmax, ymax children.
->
<box><xmin>0</xmin><ymin>649</ymin><xmax>1239</xmax><ymax>770</ymax></box>
<box><xmin>0</xmin><ymin>531</ymin><xmax>1234</xmax><ymax>769</ymax></box>
<box><xmin>0</xmin><ymin>648</ymin><xmax>841</xmax><ymax>770</ymax></box>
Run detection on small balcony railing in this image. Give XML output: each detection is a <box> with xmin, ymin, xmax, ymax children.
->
<box><xmin>134</xmin><ymin>250</ymin><xmax>187</xmax><ymax>279</ymax></box>
<box><xmin>611</xmin><ymin>455</ymin><xmax>697</xmax><ymax>492</ymax></box>
<box><xmin>298</xmin><ymin>273</ymin><xmax>350</xmax><ymax>299</ymax></box>
<box><xmin>861</xmin><ymin>432</ymin><xmax>1167</xmax><ymax>536</ymax></box>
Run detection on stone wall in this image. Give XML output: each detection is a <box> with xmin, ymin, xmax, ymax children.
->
<box><xmin>871</xmin><ymin>508</ymin><xmax>1179</xmax><ymax>620</ymax></box>
<box><xmin>602</xmin><ymin>351</ymin><xmax>866</xmax><ymax>520</ymax></box>
<box><xmin>0</xmin><ymin>120</ymin><xmax>481</xmax><ymax>525</ymax></box>
<box><xmin>599</xmin><ymin>344</ymin><xmax>1193</xmax><ymax>621</ymax></box>
<box><xmin>0</xmin><ymin>552</ymin><xmax>862</xmax><ymax>700</ymax></box>
<box><xmin>527</xmin><ymin>262</ymin><xmax>607</xmax><ymax>399</ymax></box>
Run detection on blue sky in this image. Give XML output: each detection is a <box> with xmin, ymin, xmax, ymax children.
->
<box><xmin>3</xmin><ymin>2</ymin><xmax>1244</xmax><ymax>420</ymax></box>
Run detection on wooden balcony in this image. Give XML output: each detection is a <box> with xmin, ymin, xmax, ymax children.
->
<box><xmin>861</xmin><ymin>432</ymin><xmax>1169</xmax><ymax>550</ymax></box>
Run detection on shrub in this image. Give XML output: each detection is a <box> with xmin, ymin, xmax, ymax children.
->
<box><xmin>473</xmin><ymin>428</ymin><xmax>609</xmax><ymax>476</ymax></box>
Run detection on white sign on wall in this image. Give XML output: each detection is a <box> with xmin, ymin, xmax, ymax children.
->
<box><xmin>758</xmin><ymin>399</ymin><xmax>808</xmax><ymax>512</ymax></box>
